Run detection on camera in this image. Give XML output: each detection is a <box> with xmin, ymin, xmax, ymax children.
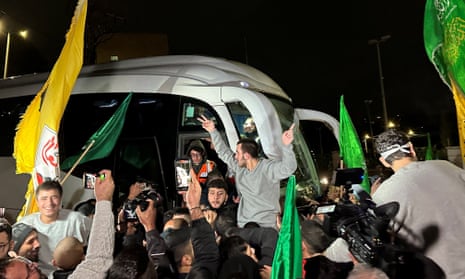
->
<box><xmin>310</xmin><ymin>168</ymin><xmax>400</xmax><ymax>266</ymax></box>
<box><xmin>123</xmin><ymin>186</ymin><xmax>162</xmax><ymax>221</ymax></box>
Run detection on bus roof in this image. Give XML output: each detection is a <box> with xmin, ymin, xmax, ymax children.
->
<box><xmin>0</xmin><ymin>55</ymin><xmax>291</xmax><ymax>101</ymax></box>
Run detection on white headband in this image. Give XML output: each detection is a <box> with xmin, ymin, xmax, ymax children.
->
<box><xmin>380</xmin><ymin>142</ymin><xmax>411</xmax><ymax>159</ymax></box>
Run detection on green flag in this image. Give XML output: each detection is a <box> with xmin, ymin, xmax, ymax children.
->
<box><xmin>424</xmin><ymin>0</ymin><xmax>465</xmax><ymax>165</ymax></box>
<box><xmin>339</xmin><ymin>95</ymin><xmax>370</xmax><ymax>193</ymax></box>
<box><xmin>425</xmin><ymin>132</ymin><xmax>433</xmax><ymax>160</ymax></box>
<box><xmin>271</xmin><ymin>175</ymin><xmax>302</xmax><ymax>279</ymax></box>
<box><xmin>61</xmin><ymin>93</ymin><xmax>133</xmax><ymax>170</ymax></box>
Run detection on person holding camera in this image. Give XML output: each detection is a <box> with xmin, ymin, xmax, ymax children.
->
<box><xmin>373</xmin><ymin>129</ymin><xmax>465</xmax><ymax>279</ymax></box>
<box><xmin>116</xmin><ymin>179</ymin><xmax>163</xmax><ymax>256</ymax></box>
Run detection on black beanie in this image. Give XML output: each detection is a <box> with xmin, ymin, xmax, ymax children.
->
<box><xmin>12</xmin><ymin>223</ymin><xmax>35</xmax><ymax>253</ymax></box>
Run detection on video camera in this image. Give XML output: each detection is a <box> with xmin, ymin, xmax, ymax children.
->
<box><xmin>123</xmin><ymin>181</ymin><xmax>162</xmax><ymax>221</ymax></box>
<box><xmin>310</xmin><ymin>168</ymin><xmax>400</xmax><ymax>266</ymax></box>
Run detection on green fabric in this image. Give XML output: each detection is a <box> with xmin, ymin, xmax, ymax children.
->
<box><xmin>61</xmin><ymin>93</ymin><xmax>133</xmax><ymax>170</ymax></box>
<box><xmin>425</xmin><ymin>132</ymin><xmax>433</xmax><ymax>160</ymax></box>
<box><xmin>271</xmin><ymin>175</ymin><xmax>302</xmax><ymax>279</ymax></box>
<box><xmin>339</xmin><ymin>95</ymin><xmax>370</xmax><ymax>193</ymax></box>
<box><xmin>424</xmin><ymin>0</ymin><xmax>465</xmax><ymax>88</ymax></box>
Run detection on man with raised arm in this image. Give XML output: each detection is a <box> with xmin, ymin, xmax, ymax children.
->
<box><xmin>198</xmin><ymin>115</ymin><xmax>297</xmax><ymax>229</ymax></box>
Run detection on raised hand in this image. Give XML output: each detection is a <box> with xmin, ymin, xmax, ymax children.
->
<box><xmin>197</xmin><ymin>114</ymin><xmax>216</xmax><ymax>132</ymax></box>
<box><xmin>282</xmin><ymin>123</ymin><xmax>295</xmax><ymax>146</ymax></box>
<box><xmin>94</xmin><ymin>169</ymin><xmax>115</xmax><ymax>201</ymax></box>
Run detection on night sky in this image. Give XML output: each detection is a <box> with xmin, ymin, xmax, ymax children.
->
<box><xmin>0</xmin><ymin>0</ymin><xmax>458</xmax><ymax>146</ymax></box>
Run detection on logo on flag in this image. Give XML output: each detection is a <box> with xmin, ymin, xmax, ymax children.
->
<box><xmin>34</xmin><ymin>125</ymin><xmax>59</xmax><ymax>186</ymax></box>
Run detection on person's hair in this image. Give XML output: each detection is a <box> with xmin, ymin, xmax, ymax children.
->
<box><xmin>163</xmin><ymin>207</ymin><xmax>191</xmax><ymax>226</ymax></box>
<box><xmin>53</xmin><ymin>236</ymin><xmax>84</xmax><ymax>270</ymax></box>
<box><xmin>219</xmin><ymin>235</ymin><xmax>250</xmax><ymax>262</ymax></box>
<box><xmin>206</xmin><ymin>178</ymin><xmax>228</xmax><ymax>192</ymax></box>
<box><xmin>35</xmin><ymin>180</ymin><xmax>63</xmax><ymax>198</ymax></box>
<box><xmin>214</xmin><ymin>214</ymin><xmax>237</xmax><ymax>238</ymax></box>
<box><xmin>74</xmin><ymin>199</ymin><xmax>96</xmax><ymax>217</ymax></box>
<box><xmin>301</xmin><ymin>220</ymin><xmax>332</xmax><ymax>254</ymax></box>
<box><xmin>0</xmin><ymin>219</ymin><xmax>12</xmax><ymax>241</ymax></box>
<box><xmin>206</xmin><ymin>170</ymin><xmax>225</xmax><ymax>185</ymax></box>
<box><xmin>107</xmin><ymin>244</ymin><xmax>150</xmax><ymax>279</ymax></box>
<box><xmin>375</xmin><ymin>129</ymin><xmax>413</xmax><ymax>164</ymax></box>
<box><xmin>237</xmin><ymin>138</ymin><xmax>259</xmax><ymax>158</ymax></box>
<box><xmin>171</xmin><ymin>239</ymin><xmax>193</xmax><ymax>268</ymax></box>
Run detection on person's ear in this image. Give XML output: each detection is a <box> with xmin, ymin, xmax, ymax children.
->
<box><xmin>379</xmin><ymin>157</ymin><xmax>390</xmax><ymax>168</ymax></box>
<box><xmin>409</xmin><ymin>143</ymin><xmax>416</xmax><ymax>158</ymax></box>
<box><xmin>51</xmin><ymin>259</ymin><xmax>57</xmax><ymax>267</ymax></box>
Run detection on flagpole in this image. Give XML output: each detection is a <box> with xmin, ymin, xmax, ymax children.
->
<box><xmin>60</xmin><ymin>140</ymin><xmax>95</xmax><ymax>184</ymax></box>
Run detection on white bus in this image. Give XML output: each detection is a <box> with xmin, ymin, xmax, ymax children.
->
<box><xmin>0</xmin><ymin>55</ymin><xmax>339</xmax><ymax>219</ymax></box>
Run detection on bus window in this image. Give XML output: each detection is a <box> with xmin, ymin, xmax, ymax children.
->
<box><xmin>115</xmin><ymin>137</ymin><xmax>167</xmax><ymax>207</ymax></box>
<box><xmin>227</xmin><ymin>102</ymin><xmax>263</xmax><ymax>156</ymax></box>
<box><xmin>180</xmin><ymin>102</ymin><xmax>216</xmax><ymax>128</ymax></box>
<box><xmin>268</xmin><ymin>97</ymin><xmax>322</xmax><ymax>198</ymax></box>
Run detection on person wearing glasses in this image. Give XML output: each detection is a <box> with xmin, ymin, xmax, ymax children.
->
<box><xmin>186</xmin><ymin>139</ymin><xmax>217</xmax><ymax>205</ymax></box>
<box><xmin>0</xmin><ymin>219</ymin><xmax>13</xmax><ymax>260</ymax></box>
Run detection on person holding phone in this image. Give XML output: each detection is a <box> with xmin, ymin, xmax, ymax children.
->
<box><xmin>198</xmin><ymin>115</ymin><xmax>297</xmax><ymax>230</ymax></box>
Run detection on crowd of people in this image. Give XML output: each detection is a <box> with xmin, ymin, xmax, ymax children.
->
<box><xmin>1</xmin><ymin>118</ymin><xmax>464</xmax><ymax>279</ymax></box>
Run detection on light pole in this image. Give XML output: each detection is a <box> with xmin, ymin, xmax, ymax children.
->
<box><xmin>2</xmin><ymin>30</ymin><xmax>27</xmax><ymax>79</ymax></box>
<box><xmin>3</xmin><ymin>31</ymin><xmax>10</xmax><ymax>79</ymax></box>
<box><xmin>369</xmin><ymin>35</ymin><xmax>391</xmax><ymax>131</ymax></box>
<box><xmin>364</xmin><ymin>99</ymin><xmax>374</xmax><ymax>137</ymax></box>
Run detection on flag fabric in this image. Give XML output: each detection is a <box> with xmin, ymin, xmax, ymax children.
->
<box><xmin>61</xmin><ymin>93</ymin><xmax>133</xmax><ymax>170</ymax></box>
<box><xmin>424</xmin><ymin>0</ymin><xmax>465</xmax><ymax>166</ymax></box>
<box><xmin>339</xmin><ymin>95</ymin><xmax>370</xmax><ymax>193</ymax></box>
<box><xmin>425</xmin><ymin>132</ymin><xmax>433</xmax><ymax>160</ymax></box>
<box><xmin>13</xmin><ymin>0</ymin><xmax>88</xmax><ymax>218</ymax></box>
<box><xmin>271</xmin><ymin>175</ymin><xmax>302</xmax><ymax>279</ymax></box>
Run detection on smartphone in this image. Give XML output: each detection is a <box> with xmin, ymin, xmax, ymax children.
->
<box><xmin>315</xmin><ymin>204</ymin><xmax>336</xmax><ymax>214</ymax></box>
<box><xmin>83</xmin><ymin>173</ymin><xmax>96</xmax><ymax>189</ymax></box>
<box><xmin>82</xmin><ymin>172</ymin><xmax>105</xmax><ymax>189</ymax></box>
<box><xmin>175</xmin><ymin>158</ymin><xmax>191</xmax><ymax>191</ymax></box>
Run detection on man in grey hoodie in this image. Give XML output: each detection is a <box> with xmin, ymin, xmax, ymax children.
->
<box><xmin>198</xmin><ymin>115</ymin><xmax>297</xmax><ymax>230</ymax></box>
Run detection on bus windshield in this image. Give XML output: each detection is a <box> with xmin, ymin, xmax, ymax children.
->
<box><xmin>269</xmin><ymin>98</ymin><xmax>322</xmax><ymax>198</ymax></box>
<box><xmin>228</xmin><ymin>99</ymin><xmax>321</xmax><ymax>200</ymax></box>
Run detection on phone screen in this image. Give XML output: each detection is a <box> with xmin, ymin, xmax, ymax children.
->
<box><xmin>175</xmin><ymin>158</ymin><xmax>191</xmax><ymax>191</ymax></box>
<box><xmin>83</xmin><ymin>173</ymin><xmax>96</xmax><ymax>189</ymax></box>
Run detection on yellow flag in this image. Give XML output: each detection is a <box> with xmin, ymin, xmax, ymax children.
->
<box><xmin>13</xmin><ymin>0</ymin><xmax>88</xmax><ymax>218</ymax></box>
<box><xmin>451</xmin><ymin>80</ymin><xmax>465</xmax><ymax>166</ymax></box>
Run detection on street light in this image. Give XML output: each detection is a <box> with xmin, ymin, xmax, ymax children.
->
<box><xmin>2</xmin><ymin>29</ymin><xmax>28</xmax><ymax>79</ymax></box>
<box><xmin>369</xmin><ymin>35</ymin><xmax>391</xmax><ymax>131</ymax></box>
